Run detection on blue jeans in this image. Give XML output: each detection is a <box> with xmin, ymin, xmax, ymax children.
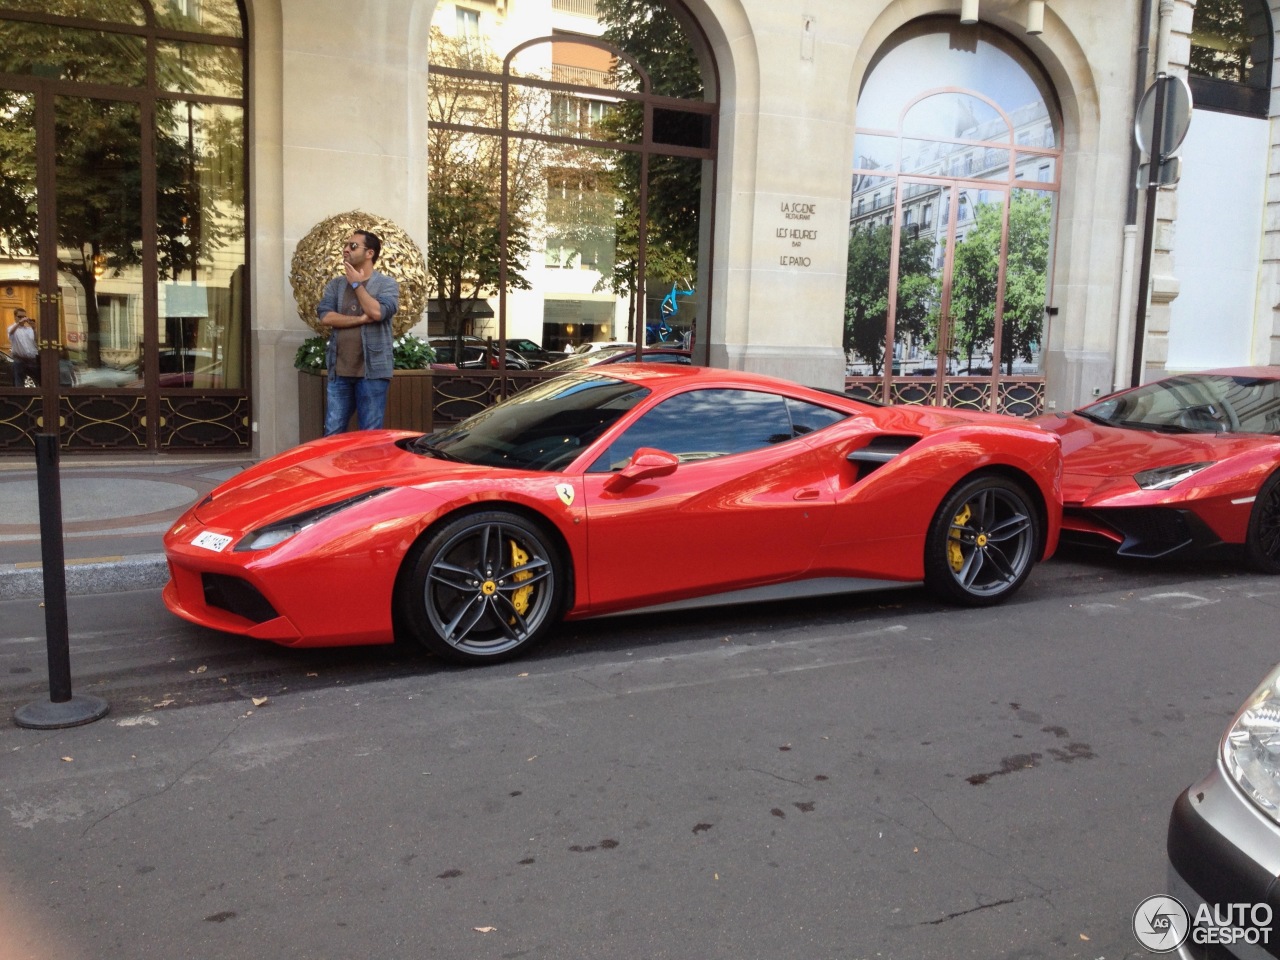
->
<box><xmin>324</xmin><ymin>375</ymin><xmax>391</xmax><ymax>435</ymax></box>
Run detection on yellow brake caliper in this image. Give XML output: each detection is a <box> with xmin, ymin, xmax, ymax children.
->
<box><xmin>509</xmin><ymin>540</ymin><xmax>533</xmax><ymax>622</ymax></box>
<box><xmin>948</xmin><ymin>504</ymin><xmax>971</xmax><ymax>572</ymax></box>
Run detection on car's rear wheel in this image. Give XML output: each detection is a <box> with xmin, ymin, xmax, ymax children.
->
<box><xmin>1245</xmin><ymin>472</ymin><xmax>1280</xmax><ymax>574</ymax></box>
<box><xmin>923</xmin><ymin>475</ymin><xmax>1040</xmax><ymax>606</ymax></box>
<box><xmin>399</xmin><ymin>510</ymin><xmax>565</xmax><ymax>664</ymax></box>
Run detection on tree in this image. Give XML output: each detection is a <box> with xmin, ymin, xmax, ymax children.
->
<box><xmin>0</xmin><ymin>21</ymin><xmax>244</xmax><ymax>366</ymax></box>
<box><xmin>593</xmin><ymin>0</ymin><xmax>706</xmax><ymax>338</ymax></box>
<box><xmin>948</xmin><ymin>191</ymin><xmax>1049</xmax><ymax>374</ymax></box>
<box><xmin>844</xmin><ymin>222</ymin><xmax>936</xmax><ymax>374</ymax></box>
<box><xmin>427</xmin><ymin>28</ymin><xmax>548</xmax><ymax>341</ymax></box>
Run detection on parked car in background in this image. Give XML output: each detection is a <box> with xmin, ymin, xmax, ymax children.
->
<box><xmin>539</xmin><ymin>346</ymin><xmax>693</xmax><ymax>374</ymax></box>
<box><xmin>427</xmin><ymin>338</ymin><xmax>531</xmax><ymax>370</ymax></box>
<box><xmin>573</xmin><ymin>340</ymin><xmax>633</xmax><ymax>355</ymax></box>
<box><xmin>1167</xmin><ymin>661</ymin><xmax>1280</xmax><ymax>957</ymax></box>
<box><xmin>1034</xmin><ymin>367</ymin><xmax>1280</xmax><ymax>573</ymax></box>
<box><xmin>163</xmin><ymin>365</ymin><xmax>1061</xmax><ymax>665</ymax></box>
<box><xmin>505</xmin><ymin>337</ymin><xmax>558</xmax><ymax>367</ymax></box>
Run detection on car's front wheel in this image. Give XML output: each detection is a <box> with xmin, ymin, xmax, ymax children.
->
<box><xmin>923</xmin><ymin>475</ymin><xmax>1040</xmax><ymax>606</ymax></box>
<box><xmin>399</xmin><ymin>510</ymin><xmax>565</xmax><ymax>664</ymax></box>
<box><xmin>1245</xmin><ymin>471</ymin><xmax>1280</xmax><ymax>574</ymax></box>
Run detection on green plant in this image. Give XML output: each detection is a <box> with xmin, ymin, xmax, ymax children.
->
<box><xmin>393</xmin><ymin>334</ymin><xmax>436</xmax><ymax>369</ymax></box>
<box><xmin>294</xmin><ymin>333</ymin><xmax>437</xmax><ymax>373</ymax></box>
<box><xmin>294</xmin><ymin>335</ymin><xmax>327</xmax><ymax>374</ymax></box>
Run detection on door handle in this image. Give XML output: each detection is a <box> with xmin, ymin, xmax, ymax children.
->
<box><xmin>793</xmin><ymin>488</ymin><xmax>821</xmax><ymax>501</ymax></box>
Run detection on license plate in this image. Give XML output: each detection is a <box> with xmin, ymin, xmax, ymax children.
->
<box><xmin>191</xmin><ymin>531</ymin><xmax>233</xmax><ymax>553</ymax></box>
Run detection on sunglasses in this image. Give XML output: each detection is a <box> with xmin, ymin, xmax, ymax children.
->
<box><xmin>345</xmin><ymin>241</ymin><xmax>365</xmax><ymax>251</ymax></box>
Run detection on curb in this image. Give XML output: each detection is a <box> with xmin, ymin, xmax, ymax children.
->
<box><xmin>0</xmin><ymin>555</ymin><xmax>170</xmax><ymax>602</ymax></box>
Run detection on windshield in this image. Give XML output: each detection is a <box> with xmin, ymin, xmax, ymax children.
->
<box><xmin>1079</xmin><ymin>374</ymin><xmax>1280</xmax><ymax>435</ymax></box>
<box><xmin>409</xmin><ymin>373</ymin><xmax>650</xmax><ymax>471</ymax></box>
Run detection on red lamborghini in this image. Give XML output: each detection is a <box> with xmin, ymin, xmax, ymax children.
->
<box><xmin>1034</xmin><ymin>367</ymin><xmax>1280</xmax><ymax>571</ymax></box>
<box><xmin>164</xmin><ymin>366</ymin><xmax>1062</xmax><ymax>664</ymax></box>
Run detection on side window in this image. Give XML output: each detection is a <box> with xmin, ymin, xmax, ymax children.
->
<box><xmin>589</xmin><ymin>389</ymin><xmax>794</xmax><ymax>471</ymax></box>
<box><xmin>786</xmin><ymin>398</ymin><xmax>849</xmax><ymax>435</ymax></box>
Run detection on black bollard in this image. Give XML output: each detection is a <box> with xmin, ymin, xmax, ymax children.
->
<box><xmin>13</xmin><ymin>433</ymin><xmax>109</xmax><ymax>729</ymax></box>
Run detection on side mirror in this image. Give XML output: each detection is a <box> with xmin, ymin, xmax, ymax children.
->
<box><xmin>603</xmin><ymin>447</ymin><xmax>679</xmax><ymax>492</ymax></box>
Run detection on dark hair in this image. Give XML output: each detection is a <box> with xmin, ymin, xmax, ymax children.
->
<box><xmin>354</xmin><ymin>229</ymin><xmax>382</xmax><ymax>263</ymax></box>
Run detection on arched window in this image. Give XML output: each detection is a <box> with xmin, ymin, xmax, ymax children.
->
<box><xmin>846</xmin><ymin>18</ymin><xmax>1061</xmax><ymax>416</ymax></box>
<box><xmin>1189</xmin><ymin>0</ymin><xmax>1273</xmax><ymax>117</ymax></box>
<box><xmin>0</xmin><ymin>1</ymin><xmax>250</xmax><ymax>452</ymax></box>
<box><xmin>425</xmin><ymin>0</ymin><xmax>717</xmax><ymax>413</ymax></box>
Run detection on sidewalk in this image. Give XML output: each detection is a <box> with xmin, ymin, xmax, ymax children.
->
<box><xmin>0</xmin><ymin>455</ymin><xmax>255</xmax><ymax>601</ymax></box>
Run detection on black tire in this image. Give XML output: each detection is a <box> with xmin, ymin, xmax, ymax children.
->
<box><xmin>398</xmin><ymin>510</ymin><xmax>565</xmax><ymax>664</ymax></box>
<box><xmin>923</xmin><ymin>475</ymin><xmax>1040</xmax><ymax>606</ymax></box>
<box><xmin>1245</xmin><ymin>471</ymin><xmax>1280</xmax><ymax>574</ymax></box>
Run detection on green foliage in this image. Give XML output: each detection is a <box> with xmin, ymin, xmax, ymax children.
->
<box><xmin>427</xmin><ymin>29</ymin><xmax>543</xmax><ymax>336</ymax></box>
<box><xmin>0</xmin><ymin>19</ymin><xmax>245</xmax><ymax>366</ymax></box>
<box><xmin>844</xmin><ymin>222</ymin><xmax>936</xmax><ymax>374</ymax></box>
<box><xmin>294</xmin><ymin>336</ymin><xmax>327</xmax><ymax>374</ymax></box>
<box><xmin>949</xmin><ymin>191</ymin><xmax>1050</xmax><ymax>373</ymax></box>
<box><xmin>295</xmin><ymin>334</ymin><xmax>437</xmax><ymax>374</ymax></box>
<box><xmin>593</xmin><ymin>0</ymin><xmax>705</xmax><ymax>307</ymax></box>
<box><xmin>392</xmin><ymin>334</ymin><xmax>437</xmax><ymax>370</ymax></box>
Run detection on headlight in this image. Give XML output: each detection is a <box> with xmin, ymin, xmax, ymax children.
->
<box><xmin>1222</xmin><ymin>663</ymin><xmax>1280</xmax><ymax>824</ymax></box>
<box><xmin>234</xmin><ymin>488</ymin><xmax>392</xmax><ymax>552</ymax></box>
<box><xmin>1133</xmin><ymin>461</ymin><xmax>1216</xmax><ymax>490</ymax></box>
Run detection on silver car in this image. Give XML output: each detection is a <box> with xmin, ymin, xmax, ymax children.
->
<box><xmin>1167</xmin><ymin>663</ymin><xmax>1280</xmax><ymax>958</ymax></box>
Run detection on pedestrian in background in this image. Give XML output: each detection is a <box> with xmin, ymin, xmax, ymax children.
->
<box><xmin>6</xmin><ymin>308</ymin><xmax>38</xmax><ymax>388</ymax></box>
<box><xmin>317</xmin><ymin>229</ymin><xmax>400</xmax><ymax>434</ymax></box>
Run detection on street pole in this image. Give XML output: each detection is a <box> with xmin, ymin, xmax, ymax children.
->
<box><xmin>13</xmin><ymin>320</ymin><xmax>109</xmax><ymax>729</ymax></box>
<box><xmin>1130</xmin><ymin>75</ymin><xmax>1168</xmax><ymax>388</ymax></box>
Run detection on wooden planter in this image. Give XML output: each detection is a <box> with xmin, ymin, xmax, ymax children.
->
<box><xmin>297</xmin><ymin>369</ymin><xmax>435</xmax><ymax>443</ymax></box>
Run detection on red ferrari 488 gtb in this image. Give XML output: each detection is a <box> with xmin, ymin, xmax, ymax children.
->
<box><xmin>164</xmin><ymin>366</ymin><xmax>1062</xmax><ymax>664</ymax></box>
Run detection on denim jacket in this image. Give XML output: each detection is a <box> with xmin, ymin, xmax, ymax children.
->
<box><xmin>318</xmin><ymin>270</ymin><xmax>400</xmax><ymax>379</ymax></box>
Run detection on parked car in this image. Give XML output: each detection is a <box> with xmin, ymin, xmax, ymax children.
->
<box><xmin>505</xmin><ymin>337</ymin><xmax>558</xmax><ymax>367</ymax></box>
<box><xmin>427</xmin><ymin>338</ymin><xmax>531</xmax><ymax>370</ymax></box>
<box><xmin>1167</xmin><ymin>661</ymin><xmax>1280</xmax><ymax>956</ymax></box>
<box><xmin>1034</xmin><ymin>367</ymin><xmax>1280</xmax><ymax>572</ymax></box>
<box><xmin>539</xmin><ymin>346</ymin><xmax>693</xmax><ymax>374</ymax></box>
<box><xmin>573</xmin><ymin>340</ymin><xmax>633</xmax><ymax>355</ymax></box>
<box><xmin>163</xmin><ymin>365</ymin><xmax>1061</xmax><ymax>665</ymax></box>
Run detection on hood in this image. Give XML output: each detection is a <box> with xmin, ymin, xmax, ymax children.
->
<box><xmin>1034</xmin><ymin>413</ymin><xmax>1270</xmax><ymax>477</ymax></box>
<box><xmin>193</xmin><ymin>431</ymin><xmax>481</xmax><ymax>530</ymax></box>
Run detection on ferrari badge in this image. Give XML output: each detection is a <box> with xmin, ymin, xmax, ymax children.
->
<box><xmin>555</xmin><ymin>483</ymin><xmax>575</xmax><ymax>507</ymax></box>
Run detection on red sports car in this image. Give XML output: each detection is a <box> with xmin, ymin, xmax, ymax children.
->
<box><xmin>1034</xmin><ymin>366</ymin><xmax>1280</xmax><ymax>571</ymax></box>
<box><xmin>164</xmin><ymin>366</ymin><xmax>1062</xmax><ymax>664</ymax></box>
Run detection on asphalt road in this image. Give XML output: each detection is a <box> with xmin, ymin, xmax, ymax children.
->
<box><xmin>1</xmin><ymin>548</ymin><xmax>1276</xmax><ymax>960</ymax></box>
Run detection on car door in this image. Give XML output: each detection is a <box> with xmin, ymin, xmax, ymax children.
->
<box><xmin>580</xmin><ymin>387</ymin><xmax>838</xmax><ymax>612</ymax></box>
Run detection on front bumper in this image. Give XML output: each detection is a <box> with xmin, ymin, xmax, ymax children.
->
<box><xmin>1062</xmin><ymin>505</ymin><xmax>1223</xmax><ymax>559</ymax></box>
<box><xmin>1167</xmin><ymin>765</ymin><xmax>1280</xmax><ymax>959</ymax></box>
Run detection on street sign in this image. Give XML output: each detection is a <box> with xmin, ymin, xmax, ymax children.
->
<box><xmin>1134</xmin><ymin>74</ymin><xmax>1193</xmax><ymax>158</ymax></box>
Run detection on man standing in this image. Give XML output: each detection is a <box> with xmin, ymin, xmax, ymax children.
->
<box><xmin>317</xmin><ymin>229</ymin><xmax>400</xmax><ymax>434</ymax></box>
<box><xmin>6</xmin><ymin>308</ymin><xmax>39</xmax><ymax>388</ymax></box>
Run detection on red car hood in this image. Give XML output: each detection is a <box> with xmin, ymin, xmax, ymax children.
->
<box><xmin>192</xmin><ymin>431</ymin><xmax>479</xmax><ymax>530</ymax></box>
<box><xmin>1034</xmin><ymin>412</ymin><xmax>1271</xmax><ymax>502</ymax></box>
<box><xmin>1036</xmin><ymin>413</ymin><xmax>1267</xmax><ymax>474</ymax></box>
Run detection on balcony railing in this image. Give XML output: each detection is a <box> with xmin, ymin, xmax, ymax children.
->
<box><xmin>552</xmin><ymin>0</ymin><xmax>598</xmax><ymax>16</ymax></box>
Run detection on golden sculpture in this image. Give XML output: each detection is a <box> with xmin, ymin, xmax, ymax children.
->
<box><xmin>290</xmin><ymin>211</ymin><xmax>428</xmax><ymax>337</ymax></box>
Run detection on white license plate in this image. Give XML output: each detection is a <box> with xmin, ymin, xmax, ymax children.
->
<box><xmin>191</xmin><ymin>531</ymin><xmax>233</xmax><ymax>553</ymax></box>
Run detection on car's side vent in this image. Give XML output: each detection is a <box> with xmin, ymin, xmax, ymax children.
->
<box><xmin>846</xmin><ymin>435</ymin><xmax>920</xmax><ymax>482</ymax></box>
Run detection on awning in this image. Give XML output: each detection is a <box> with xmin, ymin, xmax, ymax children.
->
<box><xmin>427</xmin><ymin>297</ymin><xmax>494</xmax><ymax>318</ymax></box>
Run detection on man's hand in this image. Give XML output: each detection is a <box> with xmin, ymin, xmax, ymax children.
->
<box><xmin>344</xmin><ymin>261</ymin><xmax>372</xmax><ymax>286</ymax></box>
